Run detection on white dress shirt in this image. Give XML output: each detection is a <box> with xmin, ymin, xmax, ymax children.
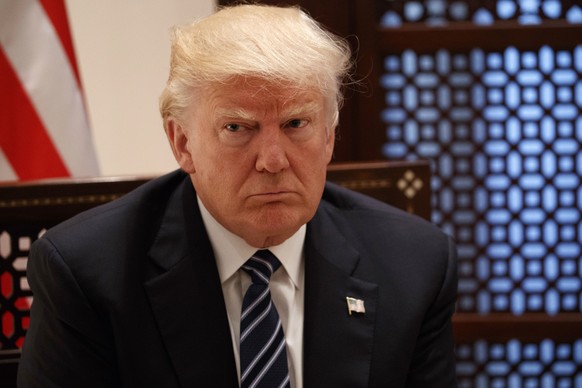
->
<box><xmin>198</xmin><ymin>197</ymin><xmax>305</xmax><ymax>388</ymax></box>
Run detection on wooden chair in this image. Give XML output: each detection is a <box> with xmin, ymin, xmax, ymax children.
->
<box><xmin>0</xmin><ymin>160</ymin><xmax>431</xmax><ymax>386</ymax></box>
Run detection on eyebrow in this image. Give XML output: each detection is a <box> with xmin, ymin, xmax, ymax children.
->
<box><xmin>283</xmin><ymin>101</ymin><xmax>321</xmax><ymax>118</ymax></box>
<box><xmin>215</xmin><ymin>107</ymin><xmax>257</xmax><ymax>121</ymax></box>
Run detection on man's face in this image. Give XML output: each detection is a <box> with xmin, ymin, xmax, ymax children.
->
<box><xmin>167</xmin><ymin>78</ymin><xmax>335</xmax><ymax>248</ymax></box>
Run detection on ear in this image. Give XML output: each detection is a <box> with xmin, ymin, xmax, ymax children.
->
<box><xmin>325</xmin><ymin>126</ymin><xmax>336</xmax><ymax>164</ymax></box>
<box><xmin>165</xmin><ymin>118</ymin><xmax>196</xmax><ymax>173</ymax></box>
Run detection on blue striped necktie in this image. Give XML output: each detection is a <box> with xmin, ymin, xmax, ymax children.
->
<box><xmin>240</xmin><ymin>250</ymin><xmax>290</xmax><ymax>388</ymax></box>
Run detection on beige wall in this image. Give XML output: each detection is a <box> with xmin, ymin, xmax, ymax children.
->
<box><xmin>66</xmin><ymin>0</ymin><xmax>216</xmax><ymax>177</ymax></box>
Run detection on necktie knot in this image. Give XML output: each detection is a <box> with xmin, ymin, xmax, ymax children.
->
<box><xmin>242</xmin><ymin>250</ymin><xmax>281</xmax><ymax>285</ymax></box>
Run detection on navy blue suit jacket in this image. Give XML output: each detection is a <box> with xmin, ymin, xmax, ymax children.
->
<box><xmin>19</xmin><ymin>170</ymin><xmax>457</xmax><ymax>387</ymax></box>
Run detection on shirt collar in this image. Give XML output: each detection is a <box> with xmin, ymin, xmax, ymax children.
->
<box><xmin>197</xmin><ymin>196</ymin><xmax>305</xmax><ymax>289</ymax></box>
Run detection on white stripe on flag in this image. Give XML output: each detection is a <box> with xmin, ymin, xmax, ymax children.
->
<box><xmin>0</xmin><ymin>148</ymin><xmax>18</xmax><ymax>181</ymax></box>
<box><xmin>0</xmin><ymin>0</ymin><xmax>99</xmax><ymax>177</ymax></box>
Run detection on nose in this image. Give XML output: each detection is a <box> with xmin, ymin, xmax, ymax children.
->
<box><xmin>255</xmin><ymin>127</ymin><xmax>290</xmax><ymax>173</ymax></box>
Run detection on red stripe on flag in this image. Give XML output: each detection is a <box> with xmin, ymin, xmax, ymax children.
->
<box><xmin>38</xmin><ymin>0</ymin><xmax>82</xmax><ymax>87</ymax></box>
<box><xmin>0</xmin><ymin>48</ymin><xmax>70</xmax><ymax>180</ymax></box>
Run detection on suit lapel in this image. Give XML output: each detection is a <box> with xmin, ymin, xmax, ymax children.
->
<box><xmin>303</xmin><ymin>205</ymin><xmax>379</xmax><ymax>387</ymax></box>
<box><xmin>144</xmin><ymin>180</ymin><xmax>238</xmax><ymax>387</ymax></box>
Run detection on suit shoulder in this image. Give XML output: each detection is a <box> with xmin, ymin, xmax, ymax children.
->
<box><xmin>40</xmin><ymin>169</ymin><xmax>188</xmax><ymax>249</ymax></box>
<box><xmin>320</xmin><ymin>181</ymin><xmax>448</xmax><ymax>242</ymax></box>
<box><xmin>322</xmin><ymin>181</ymin><xmax>423</xmax><ymax>220</ymax></box>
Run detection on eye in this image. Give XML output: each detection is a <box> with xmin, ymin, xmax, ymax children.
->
<box><xmin>285</xmin><ymin>119</ymin><xmax>308</xmax><ymax>129</ymax></box>
<box><xmin>225</xmin><ymin>123</ymin><xmax>241</xmax><ymax>132</ymax></box>
<box><xmin>219</xmin><ymin>121</ymin><xmax>254</xmax><ymax>146</ymax></box>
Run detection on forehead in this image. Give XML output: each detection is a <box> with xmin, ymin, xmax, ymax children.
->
<box><xmin>196</xmin><ymin>78</ymin><xmax>328</xmax><ymax>116</ymax></box>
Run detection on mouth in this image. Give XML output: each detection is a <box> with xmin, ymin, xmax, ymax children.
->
<box><xmin>251</xmin><ymin>190</ymin><xmax>295</xmax><ymax>200</ymax></box>
<box><xmin>256</xmin><ymin>190</ymin><xmax>291</xmax><ymax>196</ymax></box>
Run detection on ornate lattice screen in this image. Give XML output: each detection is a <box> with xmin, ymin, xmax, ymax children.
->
<box><xmin>0</xmin><ymin>229</ymin><xmax>34</xmax><ymax>350</ymax></box>
<box><xmin>378</xmin><ymin>0</ymin><xmax>582</xmax><ymax>385</ymax></box>
<box><xmin>382</xmin><ymin>45</ymin><xmax>581</xmax><ymax>315</ymax></box>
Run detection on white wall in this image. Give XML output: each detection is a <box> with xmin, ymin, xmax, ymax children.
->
<box><xmin>65</xmin><ymin>0</ymin><xmax>216</xmax><ymax>177</ymax></box>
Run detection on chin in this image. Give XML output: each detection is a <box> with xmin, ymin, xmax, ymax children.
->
<box><xmin>269</xmin><ymin>206</ymin><xmax>310</xmax><ymax>226</ymax></box>
<box><xmin>245</xmin><ymin>211</ymin><xmax>308</xmax><ymax>245</ymax></box>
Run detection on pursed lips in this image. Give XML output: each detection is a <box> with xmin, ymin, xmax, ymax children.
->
<box><xmin>249</xmin><ymin>190</ymin><xmax>297</xmax><ymax>199</ymax></box>
<box><xmin>256</xmin><ymin>190</ymin><xmax>292</xmax><ymax>196</ymax></box>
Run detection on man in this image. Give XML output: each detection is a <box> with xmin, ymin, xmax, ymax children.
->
<box><xmin>18</xmin><ymin>4</ymin><xmax>457</xmax><ymax>387</ymax></box>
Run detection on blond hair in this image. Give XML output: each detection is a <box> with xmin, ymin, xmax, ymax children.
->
<box><xmin>159</xmin><ymin>4</ymin><xmax>352</xmax><ymax>128</ymax></box>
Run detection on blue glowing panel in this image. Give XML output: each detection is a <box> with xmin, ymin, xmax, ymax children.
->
<box><xmin>381</xmin><ymin>46</ymin><xmax>582</xmax><ymax>315</ymax></box>
<box><xmin>380</xmin><ymin>0</ymin><xmax>582</xmax><ymax>26</ymax></box>
<box><xmin>456</xmin><ymin>340</ymin><xmax>582</xmax><ymax>387</ymax></box>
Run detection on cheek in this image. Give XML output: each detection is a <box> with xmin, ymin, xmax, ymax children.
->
<box><xmin>306</xmin><ymin>133</ymin><xmax>334</xmax><ymax>168</ymax></box>
<box><xmin>187</xmin><ymin>135</ymin><xmax>225</xmax><ymax>174</ymax></box>
<box><xmin>198</xmin><ymin>163</ymin><xmax>247</xmax><ymax>202</ymax></box>
<box><xmin>192</xmin><ymin>170</ymin><xmax>239</xmax><ymax>221</ymax></box>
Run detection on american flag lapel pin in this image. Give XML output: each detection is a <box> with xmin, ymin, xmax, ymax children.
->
<box><xmin>346</xmin><ymin>297</ymin><xmax>365</xmax><ymax>315</ymax></box>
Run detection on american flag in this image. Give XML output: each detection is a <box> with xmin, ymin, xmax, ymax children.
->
<box><xmin>346</xmin><ymin>296</ymin><xmax>366</xmax><ymax>315</ymax></box>
<box><xmin>0</xmin><ymin>0</ymin><xmax>99</xmax><ymax>181</ymax></box>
